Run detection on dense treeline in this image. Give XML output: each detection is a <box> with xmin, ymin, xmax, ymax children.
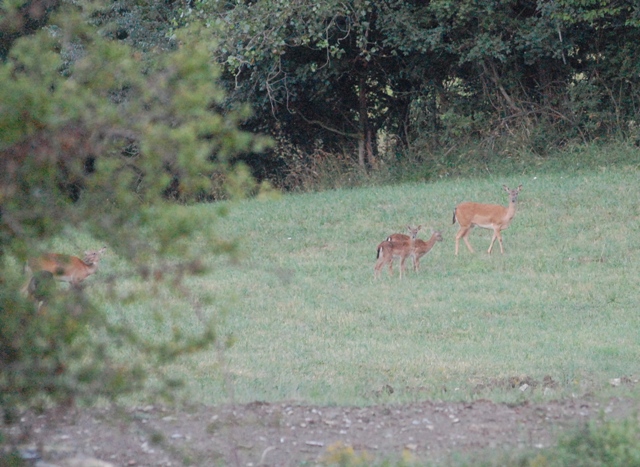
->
<box><xmin>4</xmin><ymin>0</ymin><xmax>639</xmax><ymax>190</ymax></box>
<box><xmin>183</xmin><ymin>0</ymin><xmax>640</xmax><ymax>184</ymax></box>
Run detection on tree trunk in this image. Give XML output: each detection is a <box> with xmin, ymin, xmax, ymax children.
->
<box><xmin>359</xmin><ymin>76</ymin><xmax>375</xmax><ymax>170</ymax></box>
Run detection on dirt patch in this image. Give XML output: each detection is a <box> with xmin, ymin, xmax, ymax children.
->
<box><xmin>10</xmin><ymin>397</ymin><xmax>639</xmax><ymax>466</ymax></box>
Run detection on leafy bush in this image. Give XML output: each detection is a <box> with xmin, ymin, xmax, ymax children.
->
<box><xmin>0</xmin><ymin>0</ymin><xmax>266</xmax><ymax>457</ymax></box>
<box><xmin>445</xmin><ymin>417</ymin><xmax>640</xmax><ymax>467</ymax></box>
<box><xmin>545</xmin><ymin>417</ymin><xmax>640</xmax><ymax>467</ymax></box>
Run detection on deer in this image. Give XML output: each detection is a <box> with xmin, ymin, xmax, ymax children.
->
<box><xmin>24</xmin><ymin>247</ymin><xmax>107</xmax><ymax>290</ymax></box>
<box><xmin>453</xmin><ymin>185</ymin><xmax>522</xmax><ymax>255</ymax></box>
<box><xmin>383</xmin><ymin>227</ymin><xmax>443</xmax><ymax>272</ymax></box>
<box><xmin>411</xmin><ymin>230</ymin><xmax>444</xmax><ymax>271</ymax></box>
<box><xmin>374</xmin><ymin>226</ymin><xmax>421</xmax><ymax>279</ymax></box>
<box><xmin>385</xmin><ymin>225</ymin><xmax>422</xmax><ymax>243</ymax></box>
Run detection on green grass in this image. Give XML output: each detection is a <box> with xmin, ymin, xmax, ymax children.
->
<box><xmin>97</xmin><ymin>145</ymin><xmax>640</xmax><ymax>407</ymax></box>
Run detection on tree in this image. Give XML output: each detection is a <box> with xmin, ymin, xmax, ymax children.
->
<box><xmin>179</xmin><ymin>0</ymin><xmax>575</xmax><ymax>177</ymax></box>
<box><xmin>547</xmin><ymin>0</ymin><xmax>640</xmax><ymax>136</ymax></box>
<box><xmin>180</xmin><ymin>0</ymin><xmax>640</xmax><ymax>182</ymax></box>
<box><xmin>185</xmin><ymin>0</ymin><xmax>426</xmax><ymax>170</ymax></box>
<box><xmin>0</xmin><ymin>0</ymin><xmax>267</xmax><ymax>450</ymax></box>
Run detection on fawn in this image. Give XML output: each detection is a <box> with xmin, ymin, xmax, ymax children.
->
<box><xmin>374</xmin><ymin>226</ymin><xmax>421</xmax><ymax>279</ymax></box>
<box><xmin>411</xmin><ymin>231</ymin><xmax>443</xmax><ymax>271</ymax></box>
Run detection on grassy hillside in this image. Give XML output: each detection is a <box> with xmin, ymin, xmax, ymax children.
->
<box><xmin>100</xmin><ymin>146</ymin><xmax>640</xmax><ymax>406</ymax></box>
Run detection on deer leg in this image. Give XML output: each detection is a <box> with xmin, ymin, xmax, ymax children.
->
<box><xmin>455</xmin><ymin>227</ymin><xmax>469</xmax><ymax>255</ymax></box>
<box><xmin>462</xmin><ymin>228</ymin><xmax>474</xmax><ymax>253</ymax></box>
<box><xmin>487</xmin><ymin>236</ymin><xmax>496</xmax><ymax>254</ymax></box>
<box><xmin>374</xmin><ymin>249</ymin><xmax>384</xmax><ymax>279</ymax></box>
<box><xmin>496</xmin><ymin>229</ymin><xmax>505</xmax><ymax>254</ymax></box>
<box><xmin>488</xmin><ymin>228</ymin><xmax>502</xmax><ymax>254</ymax></box>
<box><xmin>399</xmin><ymin>257</ymin><xmax>406</xmax><ymax>279</ymax></box>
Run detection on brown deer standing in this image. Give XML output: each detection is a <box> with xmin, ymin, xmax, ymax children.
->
<box><xmin>374</xmin><ymin>226</ymin><xmax>421</xmax><ymax>279</ymax></box>
<box><xmin>453</xmin><ymin>185</ymin><xmax>522</xmax><ymax>255</ymax></box>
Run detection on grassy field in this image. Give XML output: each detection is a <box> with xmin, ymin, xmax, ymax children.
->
<box><xmin>99</xmin><ymin>150</ymin><xmax>640</xmax><ymax>407</ymax></box>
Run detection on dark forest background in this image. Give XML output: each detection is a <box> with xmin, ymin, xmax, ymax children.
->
<box><xmin>5</xmin><ymin>0</ymin><xmax>640</xmax><ymax>194</ymax></box>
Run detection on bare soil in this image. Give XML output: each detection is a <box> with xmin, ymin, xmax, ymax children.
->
<box><xmin>12</xmin><ymin>396</ymin><xmax>639</xmax><ymax>466</ymax></box>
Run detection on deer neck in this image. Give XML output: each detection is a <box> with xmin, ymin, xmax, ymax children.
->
<box><xmin>414</xmin><ymin>235</ymin><xmax>435</xmax><ymax>253</ymax></box>
<box><xmin>82</xmin><ymin>260</ymin><xmax>99</xmax><ymax>274</ymax></box>
<box><xmin>504</xmin><ymin>198</ymin><xmax>518</xmax><ymax>222</ymax></box>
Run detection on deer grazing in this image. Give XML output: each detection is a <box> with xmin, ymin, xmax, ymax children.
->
<box><xmin>25</xmin><ymin>247</ymin><xmax>107</xmax><ymax>288</ymax></box>
<box><xmin>453</xmin><ymin>185</ymin><xmax>522</xmax><ymax>255</ymax></box>
<box><xmin>374</xmin><ymin>225</ymin><xmax>421</xmax><ymax>279</ymax></box>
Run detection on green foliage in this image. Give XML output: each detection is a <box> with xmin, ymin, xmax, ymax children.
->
<box><xmin>551</xmin><ymin>0</ymin><xmax>638</xmax><ymax>26</ymax></box>
<box><xmin>320</xmin><ymin>441</ymin><xmax>374</xmax><ymax>466</ymax></box>
<box><xmin>550</xmin><ymin>418</ymin><xmax>640</xmax><ymax>466</ymax></box>
<box><xmin>167</xmin><ymin>0</ymin><xmax>640</xmax><ymax>186</ymax></box>
<box><xmin>90</xmin><ymin>0</ymin><xmax>178</xmax><ymax>52</ymax></box>
<box><xmin>0</xmin><ymin>0</ymin><xmax>266</xmax><ymax>451</ymax></box>
<box><xmin>455</xmin><ymin>417</ymin><xmax>640</xmax><ymax>467</ymax></box>
<box><xmin>1</xmin><ymin>283</ymin><xmax>141</xmax><ymax>417</ymax></box>
<box><xmin>56</xmin><ymin>0</ymin><xmax>640</xmax><ymax>188</ymax></box>
<box><xmin>180</xmin><ymin>0</ymin><xmax>432</xmax><ymax>169</ymax></box>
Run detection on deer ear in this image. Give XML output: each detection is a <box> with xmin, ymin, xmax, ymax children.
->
<box><xmin>517</xmin><ymin>184</ymin><xmax>523</xmax><ymax>191</ymax></box>
<box><xmin>503</xmin><ymin>185</ymin><xmax>509</xmax><ymax>191</ymax></box>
